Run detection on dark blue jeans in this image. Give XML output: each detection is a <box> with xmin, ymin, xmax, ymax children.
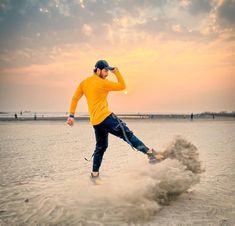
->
<box><xmin>92</xmin><ymin>113</ymin><xmax>149</xmax><ymax>172</ymax></box>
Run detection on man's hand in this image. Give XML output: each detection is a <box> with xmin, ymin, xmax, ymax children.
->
<box><xmin>110</xmin><ymin>67</ymin><xmax>118</xmax><ymax>73</ymax></box>
<box><xmin>67</xmin><ymin>117</ymin><xmax>74</xmax><ymax>127</ymax></box>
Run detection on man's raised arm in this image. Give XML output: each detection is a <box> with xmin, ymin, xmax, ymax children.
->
<box><xmin>102</xmin><ymin>68</ymin><xmax>126</xmax><ymax>91</ymax></box>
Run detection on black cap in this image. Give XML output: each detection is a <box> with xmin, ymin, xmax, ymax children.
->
<box><xmin>95</xmin><ymin>60</ymin><xmax>115</xmax><ymax>71</ymax></box>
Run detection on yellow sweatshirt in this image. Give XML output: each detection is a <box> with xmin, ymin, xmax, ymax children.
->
<box><xmin>69</xmin><ymin>69</ymin><xmax>126</xmax><ymax>125</ymax></box>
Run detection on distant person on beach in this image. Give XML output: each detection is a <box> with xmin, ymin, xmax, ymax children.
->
<box><xmin>191</xmin><ymin>113</ymin><xmax>194</xmax><ymax>120</ymax></box>
<box><xmin>14</xmin><ymin>113</ymin><xmax>18</xmax><ymax>119</ymax></box>
<box><xmin>67</xmin><ymin>60</ymin><xmax>164</xmax><ymax>182</ymax></box>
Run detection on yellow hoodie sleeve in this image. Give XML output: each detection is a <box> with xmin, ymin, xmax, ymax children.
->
<box><xmin>69</xmin><ymin>81</ymin><xmax>84</xmax><ymax>115</ymax></box>
<box><xmin>102</xmin><ymin>69</ymin><xmax>126</xmax><ymax>91</ymax></box>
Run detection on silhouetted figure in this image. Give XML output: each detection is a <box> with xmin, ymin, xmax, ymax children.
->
<box><xmin>190</xmin><ymin>113</ymin><xmax>194</xmax><ymax>120</ymax></box>
<box><xmin>34</xmin><ymin>113</ymin><xmax>37</xmax><ymax>120</ymax></box>
<box><xmin>212</xmin><ymin>113</ymin><xmax>215</xmax><ymax>119</ymax></box>
<box><xmin>20</xmin><ymin>111</ymin><xmax>22</xmax><ymax>115</ymax></box>
<box><xmin>14</xmin><ymin>113</ymin><xmax>18</xmax><ymax>119</ymax></box>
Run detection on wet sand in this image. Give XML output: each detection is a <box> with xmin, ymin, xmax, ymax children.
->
<box><xmin>0</xmin><ymin>119</ymin><xmax>234</xmax><ymax>225</ymax></box>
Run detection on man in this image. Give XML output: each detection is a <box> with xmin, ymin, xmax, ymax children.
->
<box><xmin>67</xmin><ymin>60</ymin><xmax>163</xmax><ymax>183</ymax></box>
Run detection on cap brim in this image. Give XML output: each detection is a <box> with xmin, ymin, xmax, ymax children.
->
<box><xmin>105</xmin><ymin>66</ymin><xmax>115</xmax><ymax>70</ymax></box>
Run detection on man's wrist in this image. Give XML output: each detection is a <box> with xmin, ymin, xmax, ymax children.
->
<box><xmin>69</xmin><ymin>114</ymin><xmax>74</xmax><ymax>118</ymax></box>
<box><xmin>113</xmin><ymin>68</ymin><xmax>119</xmax><ymax>74</ymax></box>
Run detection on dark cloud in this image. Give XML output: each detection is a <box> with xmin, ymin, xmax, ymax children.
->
<box><xmin>0</xmin><ymin>0</ymin><xmax>119</xmax><ymax>69</ymax></box>
<box><xmin>117</xmin><ymin>0</ymin><xmax>169</xmax><ymax>11</ymax></box>
<box><xmin>0</xmin><ymin>0</ymin><xmax>117</xmax><ymax>51</ymax></box>
<box><xmin>0</xmin><ymin>0</ymin><xmax>172</xmax><ymax>54</ymax></box>
<box><xmin>187</xmin><ymin>0</ymin><xmax>214</xmax><ymax>15</ymax></box>
<box><xmin>217</xmin><ymin>0</ymin><xmax>235</xmax><ymax>27</ymax></box>
<box><xmin>0</xmin><ymin>0</ymin><xmax>224</xmax><ymax>69</ymax></box>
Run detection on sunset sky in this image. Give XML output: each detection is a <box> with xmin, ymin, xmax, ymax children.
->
<box><xmin>0</xmin><ymin>0</ymin><xmax>234</xmax><ymax>114</ymax></box>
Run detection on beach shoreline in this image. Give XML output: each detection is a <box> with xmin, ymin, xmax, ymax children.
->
<box><xmin>0</xmin><ymin>113</ymin><xmax>234</xmax><ymax>121</ymax></box>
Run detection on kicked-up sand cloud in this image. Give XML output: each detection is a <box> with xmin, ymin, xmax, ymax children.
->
<box><xmin>60</xmin><ymin>136</ymin><xmax>203</xmax><ymax>226</ymax></box>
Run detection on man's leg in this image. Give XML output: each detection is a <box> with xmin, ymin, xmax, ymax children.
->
<box><xmin>99</xmin><ymin>113</ymin><xmax>164</xmax><ymax>163</ymax></box>
<box><xmin>99</xmin><ymin>113</ymin><xmax>150</xmax><ymax>154</ymax></box>
<box><xmin>92</xmin><ymin>125</ymin><xmax>109</xmax><ymax>175</ymax></box>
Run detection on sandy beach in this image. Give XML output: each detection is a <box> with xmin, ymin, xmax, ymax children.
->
<box><xmin>1</xmin><ymin>0</ymin><xmax>235</xmax><ymax>225</ymax></box>
<box><xmin>0</xmin><ymin>119</ymin><xmax>234</xmax><ymax>226</ymax></box>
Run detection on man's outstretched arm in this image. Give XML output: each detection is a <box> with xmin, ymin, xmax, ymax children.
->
<box><xmin>67</xmin><ymin>82</ymin><xmax>83</xmax><ymax>126</ymax></box>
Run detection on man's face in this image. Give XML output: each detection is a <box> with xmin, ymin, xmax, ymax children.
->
<box><xmin>97</xmin><ymin>68</ymin><xmax>109</xmax><ymax>79</ymax></box>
